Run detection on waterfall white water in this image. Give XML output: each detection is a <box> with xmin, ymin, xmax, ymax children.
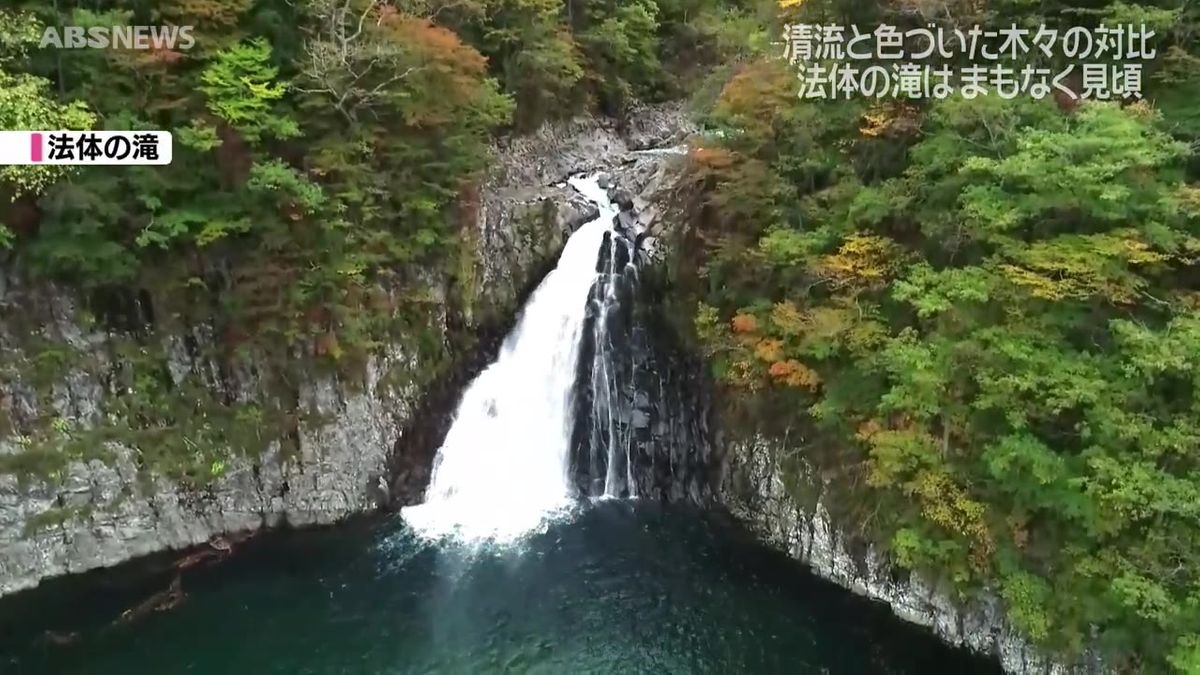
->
<box><xmin>589</xmin><ymin>218</ymin><xmax>640</xmax><ymax>499</ymax></box>
<box><xmin>402</xmin><ymin>174</ymin><xmax>619</xmax><ymax>542</ymax></box>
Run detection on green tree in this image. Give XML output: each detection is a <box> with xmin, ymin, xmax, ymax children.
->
<box><xmin>0</xmin><ymin>9</ymin><xmax>95</xmax><ymax>233</ymax></box>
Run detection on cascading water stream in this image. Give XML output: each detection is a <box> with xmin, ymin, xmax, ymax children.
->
<box><xmin>582</xmin><ymin>216</ymin><xmax>641</xmax><ymax>499</ymax></box>
<box><xmin>402</xmin><ymin>174</ymin><xmax>621</xmax><ymax>542</ymax></box>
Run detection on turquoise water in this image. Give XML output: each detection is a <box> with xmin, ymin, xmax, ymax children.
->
<box><xmin>0</xmin><ymin>503</ymin><xmax>1000</xmax><ymax>674</ymax></box>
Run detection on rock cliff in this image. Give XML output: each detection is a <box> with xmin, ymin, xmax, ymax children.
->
<box><xmin>720</xmin><ymin>435</ymin><xmax>1100</xmax><ymax>674</ymax></box>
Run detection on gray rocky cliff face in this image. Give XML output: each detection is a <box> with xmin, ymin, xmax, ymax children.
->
<box><xmin>0</xmin><ymin>279</ymin><xmax>419</xmax><ymax>597</ymax></box>
<box><xmin>720</xmin><ymin>436</ymin><xmax>1100</xmax><ymax>675</ymax></box>
<box><xmin>522</xmin><ymin>116</ymin><xmax>716</xmax><ymax>505</ymax></box>
<box><xmin>464</xmin><ymin>101</ymin><xmax>695</xmax><ymax>322</ymax></box>
<box><xmin>568</xmin><ymin>204</ymin><xmax>719</xmax><ymax>504</ymax></box>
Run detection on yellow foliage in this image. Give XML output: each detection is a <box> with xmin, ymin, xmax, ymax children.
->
<box><xmin>911</xmin><ymin>470</ymin><xmax>994</xmax><ymax>568</ymax></box>
<box><xmin>1178</xmin><ymin>236</ymin><xmax>1200</xmax><ymax>266</ymax></box>
<box><xmin>859</xmin><ymin>111</ymin><xmax>889</xmax><ymax>138</ymax></box>
<box><xmin>1001</xmin><ymin>233</ymin><xmax>1168</xmax><ymax>305</ymax></box>
<box><xmin>1000</xmin><ymin>263</ymin><xmax>1144</xmax><ymax>305</ymax></box>
<box><xmin>770</xmin><ymin>300</ymin><xmax>805</xmax><ymax>335</ymax></box>
<box><xmin>753</xmin><ymin>338</ymin><xmax>784</xmax><ymax>363</ymax></box>
<box><xmin>1177</xmin><ymin>184</ymin><xmax>1200</xmax><ymax>218</ymax></box>
<box><xmin>1000</xmin><ymin>264</ymin><xmax>1074</xmax><ymax>301</ymax></box>
<box><xmin>864</xmin><ymin>425</ymin><xmax>933</xmax><ymax>489</ymax></box>
<box><xmin>858</xmin><ymin>103</ymin><xmax>921</xmax><ymax>139</ymax></box>
<box><xmin>815</xmin><ymin>234</ymin><xmax>900</xmax><ymax>289</ymax></box>
<box><xmin>1116</xmin><ymin>236</ymin><xmax>1169</xmax><ymax>265</ymax></box>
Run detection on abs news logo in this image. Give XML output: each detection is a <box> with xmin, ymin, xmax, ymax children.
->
<box><xmin>38</xmin><ymin>25</ymin><xmax>195</xmax><ymax>51</ymax></box>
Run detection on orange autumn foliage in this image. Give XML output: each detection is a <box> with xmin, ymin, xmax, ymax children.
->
<box><xmin>712</xmin><ymin>61</ymin><xmax>797</xmax><ymax>145</ymax></box>
<box><xmin>376</xmin><ymin>14</ymin><xmax>493</xmax><ymax>127</ymax></box>
<box><xmin>767</xmin><ymin>359</ymin><xmax>822</xmax><ymax>390</ymax></box>
<box><xmin>689</xmin><ymin>146</ymin><xmax>736</xmax><ymax>170</ymax></box>
<box><xmin>731</xmin><ymin>312</ymin><xmax>759</xmax><ymax>334</ymax></box>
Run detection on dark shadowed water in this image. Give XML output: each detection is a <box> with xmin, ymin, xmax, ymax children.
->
<box><xmin>0</xmin><ymin>502</ymin><xmax>1000</xmax><ymax>674</ymax></box>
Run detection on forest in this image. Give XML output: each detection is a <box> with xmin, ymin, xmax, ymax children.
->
<box><xmin>1</xmin><ymin>0</ymin><xmax>1198</xmax><ymax>672</ymax></box>
<box><xmin>682</xmin><ymin>0</ymin><xmax>1200</xmax><ymax>671</ymax></box>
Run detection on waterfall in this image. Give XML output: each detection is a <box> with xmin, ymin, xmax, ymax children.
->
<box><xmin>402</xmin><ymin>174</ymin><xmax>620</xmax><ymax>542</ymax></box>
<box><xmin>575</xmin><ymin>216</ymin><xmax>642</xmax><ymax>499</ymax></box>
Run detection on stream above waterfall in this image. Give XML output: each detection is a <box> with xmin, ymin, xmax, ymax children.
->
<box><xmin>0</xmin><ymin>503</ymin><xmax>1001</xmax><ymax>674</ymax></box>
